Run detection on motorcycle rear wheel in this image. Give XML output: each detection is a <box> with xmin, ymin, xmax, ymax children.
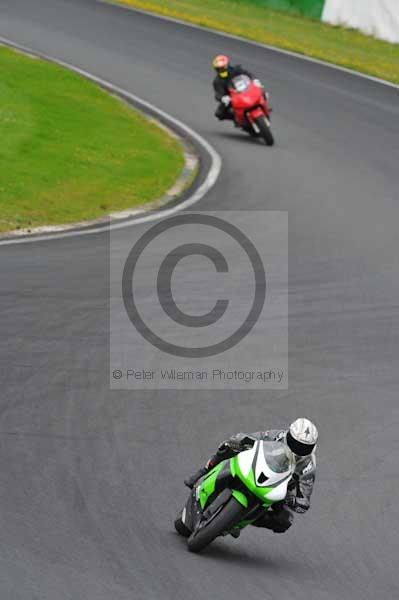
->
<box><xmin>256</xmin><ymin>116</ymin><xmax>274</xmax><ymax>146</ymax></box>
<box><xmin>187</xmin><ymin>496</ymin><xmax>245</xmax><ymax>553</ymax></box>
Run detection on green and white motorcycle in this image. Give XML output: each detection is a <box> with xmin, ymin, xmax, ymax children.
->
<box><xmin>175</xmin><ymin>439</ymin><xmax>296</xmax><ymax>553</ymax></box>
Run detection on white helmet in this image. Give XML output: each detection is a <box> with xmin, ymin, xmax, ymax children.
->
<box><xmin>286</xmin><ymin>418</ymin><xmax>318</xmax><ymax>456</ymax></box>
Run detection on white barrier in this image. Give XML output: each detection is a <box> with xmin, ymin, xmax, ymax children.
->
<box><xmin>322</xmin><ymin>0</ymin><xmax>399</xmax><ymax>44</ymax></box>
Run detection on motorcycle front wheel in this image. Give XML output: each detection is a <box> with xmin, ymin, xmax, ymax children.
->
<box><xmin>256</xmin><ymin>115</ymin><xmax>274</xmax><ymax>146</ymax></box>
<box><xmin>187</xmin><ymin>496</ymin><xmax>245</xmax><ymax>553</ymax></box>
<box><xmin>174</xmin><ymin>516</ymin><xmax>191</xmax><ymax>538</ymax></box>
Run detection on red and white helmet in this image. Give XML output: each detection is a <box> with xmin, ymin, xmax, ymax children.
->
<box><xmin>212</xmin><ymin>54</ymin><xmax>230</xmax><ymax>77</ymax></box>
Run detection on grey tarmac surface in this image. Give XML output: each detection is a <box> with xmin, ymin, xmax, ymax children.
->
<box><xmin>1</xmin><ymin>1</ymin><xmax>399</xmax><ymax>598</ymax></box>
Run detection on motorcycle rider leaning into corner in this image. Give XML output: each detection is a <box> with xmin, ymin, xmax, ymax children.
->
<box><xmin>185</xmin><ymin>418</ymin><xmax>318</xmax><ymax>535</ymax></box>
<box><xmin>212</xmin><ymin>54</ymin><xmax>267</xmax><ymax>121</ymax></box>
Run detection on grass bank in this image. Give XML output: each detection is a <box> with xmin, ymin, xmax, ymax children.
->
<box><xmin>112</xmin><ymin>0</ymin><xmax>399</xmax><ymax>84</ymax></box>
<box><xmin>0</xmin><ymin>46</ymin><xmax>184</xmax><ymax>233</ymax></box>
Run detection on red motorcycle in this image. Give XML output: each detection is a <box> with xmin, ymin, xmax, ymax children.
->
<box><xmin>227</xmin><ymin>75</ymin><xmax>274</xmax><ymax>146</ymax></box>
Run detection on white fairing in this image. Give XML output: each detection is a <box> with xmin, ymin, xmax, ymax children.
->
<box><xmin>254</xmin><ymin>442</ymin><xmax>290</xmax><ymax>486</ymax></box>
<box><xmin>238</xmin><ymin>441</ymin><xmax>295</xmax><ymax>501</ymax></box>
<box><xmin>237</xmin><ymin>444</ymin><xmax>257</xmax><ymax>477</ymax></box>
<box><xmin>265</xmin><ymin>479</ymin><xmax>290</xmax><ymax>502</ymax></box>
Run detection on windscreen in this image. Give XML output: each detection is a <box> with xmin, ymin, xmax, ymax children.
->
<box><xmin>231</xmin><ymin>75</ymin><xmax>251</xmax><ymax>92</ymax></box>
<box><xmin>262</xmin><ymin>442</ymin><xmax>292</xmax><ymax>474</ymax></box>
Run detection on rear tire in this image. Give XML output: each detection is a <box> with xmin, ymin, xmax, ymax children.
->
<box><xmin>187</xmin><ymin>497</ymin><xmax>245</xmax><ymax>553</ymax></box>
<box><xmin>256</xmin><ymin>115</ymin><xmax>274</xmax><ymax>146</ymax></box>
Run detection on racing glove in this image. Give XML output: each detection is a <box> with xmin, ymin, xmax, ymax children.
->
<box><xmin>219</xmin><ymin>439</ymin><xmax>241</xmax><ymax>453</ymax></box>
<box><xmin>184</xmin><ymin>466</ymin><xmax>208</xmax><ymax>489</ymax></box>
<box><xmin>218</xmin><ymin>434</ymin><xmax>255</xmax><ymax>454</ymax></box>
<box><xmin>221</xmin><ymin>95</ymin><xmax>231</xmax><ymax>106</ymax></box>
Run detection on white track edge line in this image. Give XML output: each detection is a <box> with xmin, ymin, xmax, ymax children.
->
<box><xmin>0</xmin><ymin>36</ymin><xmax>222</xmax><ymax>246</ymax></box>
<box><xmin>103</xmin><ymin>0</ymin><xmax>399</xmax><ymax>90</ymax></box>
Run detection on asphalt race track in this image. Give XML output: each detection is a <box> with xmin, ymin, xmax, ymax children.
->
<box><xmin>1</xmin><ymin>1</ymin><xmax>399</xmax><ymax>598</ymax></box>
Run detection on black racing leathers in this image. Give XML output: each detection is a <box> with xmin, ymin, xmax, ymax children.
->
<box><xmin>213</xmin><ymin>64</ymin><xmax>254</xmax><ymax>120</ymax></box>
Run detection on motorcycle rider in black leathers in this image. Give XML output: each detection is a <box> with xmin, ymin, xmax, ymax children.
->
<box><xmin>185</xmin><ymin>418</ymin><xmax>318</xmax><ymax>534</ymax></box>
<box><xmin>212</xmin><ymin>54</ymin><xmax>255</xmax><ymax>121</ymax></box>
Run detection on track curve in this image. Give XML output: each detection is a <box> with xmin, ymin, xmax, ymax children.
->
<box><xmin>1</xmin><ymin>1</ymin><xmax>398</xmax><ymax>599</ymax></box>
<box><xmin>0</xmin><ymin>36</ymin><xmax>221</xmax><ymax>245</ymax></box>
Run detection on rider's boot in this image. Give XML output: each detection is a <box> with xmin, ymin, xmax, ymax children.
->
<box><xmin>230</xmin><ymin>529</ymin><xmax>241</xmax><ymax>539</ymax></box>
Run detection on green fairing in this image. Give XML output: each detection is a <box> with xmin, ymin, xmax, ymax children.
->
<box><xmin>231</xmin><ymin>490</ymin><xmax>248</xmax><ymax>508</ymax></box>
<box><xmin>198</xmin><ymin>452</ymin><xmax>279</xmax><ymax>513</ymax></box>
<box><xmin>198</xmin><ymin>462</ymin><xmax>224</xmax><ymax>509</ymax></box>
<box><xmin>230</xmin><ymin>455</ymin><xmax>274</xmax><ymax>506</ymax></box>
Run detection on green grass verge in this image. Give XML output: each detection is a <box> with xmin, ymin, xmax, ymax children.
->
<box><xmin>0</xmin><ymin>46</ymin><xmax>184</xmax><ymax>233</ymax></box>
<box><xmin>113</xmin><ymin>0</ymin><xmax>399</xmax><ymax>84</ymax></box>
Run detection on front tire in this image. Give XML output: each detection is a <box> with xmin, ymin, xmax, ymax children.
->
<box><xmin>256</xmin><ymin>115</ymin><xmax>274</xmax><ymax>146</ymax></box>
<box><xmin>187</xmin><ymin>497</ymin><xmax>245</xmax><ymax>553</ymax></box>
<box><xmin>174</xmin><ymin>517</ymin><xmax>191</xmax><ymax>538</ymax></box>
